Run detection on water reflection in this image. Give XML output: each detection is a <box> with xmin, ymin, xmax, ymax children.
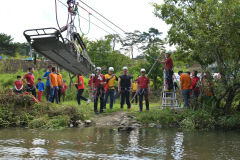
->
<box><xmin>0</xmin><ymin>128</ymin><xmax>239</xmax><ymax>159</ymax></box>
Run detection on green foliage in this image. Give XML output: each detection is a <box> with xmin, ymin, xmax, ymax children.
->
<box><xmin>0</xmin><ymin>33</ymin><xmax>18</xmax><ymax>57</ymax></box>
<box><xmin>0</xmin><ymin>94</ymin><xmax>91</xmax><ymax>129</ymax></box>
<box><xmin>217</xmin><ymin>113</ymin><xmax>240</xmax><ymax>129</ymax></box>
<box><xmin>135</xmin><ymin>108</ymin><xmax>178</xmax><ymax>127</ymax></box>
<box><xmin>87</xmin><ymin>35</ymin><xmax>131</xmax><ymax>73</ymax></box>
<box><xmin>122</xmin><ymin>28</ymin><xmax>166</xmax><ymax>89</ymax></box>
<box><xmin>154</xmin><ymin>0</ymin><xmax>240</xmax><ymax>112</ymax></box>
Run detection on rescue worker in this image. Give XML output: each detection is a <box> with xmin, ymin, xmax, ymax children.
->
<box><xmin>57</xmin><ymin>69</ymin><xmax>63</xmax><ymax>103</ymax></box>
<box><xmin>158</xmin><ymin>52</ymin><xmax>174</xmax><ymax>90</ymax></box>
<box><xmin>104</xmin><ymin>67</ymin><xmax>118</xmax><ymax>109</ymax></box>
<box><xmin>49</xmin><ymin>67</ymin><xmax>58</xmax><ymax>103</ymax></box>
<box><xmin>118</xmin><ymin>67</ymin><xmax>132</xmax><ymax>109</ymax></box>
<box><xmin>76</xmin><ymin>73</ymin><xmax>88</xmax><ymax>105</ymax></box>
<box><xmin>43</xmin><ymin>65</ymin><xmax>52</xmax><ymax>100</ymax></box>
<box><xmin>92</xmin><ymin>67</ymin><xmax>106</xmax><ymax>114</ymax></box>
<box><xmin>136</xmin><ymin>68</ymin><xmax>150</xmax><ymax>112</ymax></box>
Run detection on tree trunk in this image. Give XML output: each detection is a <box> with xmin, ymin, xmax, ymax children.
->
<box><xmin>224</xmin><ymin>89</ymin><xmax>236</xmax><ymax>114</ymax></box>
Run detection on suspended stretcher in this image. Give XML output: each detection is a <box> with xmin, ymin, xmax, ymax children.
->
<box><xmin>23</xmin><ymin>28</ymin><xmax>95</xmax><ymax>75</ymax></box>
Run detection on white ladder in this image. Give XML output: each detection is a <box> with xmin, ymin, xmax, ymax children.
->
<box><xmin>161</xmin><ymin>70</ymin><xmax>180</xmax><ymax>108</ymax></box>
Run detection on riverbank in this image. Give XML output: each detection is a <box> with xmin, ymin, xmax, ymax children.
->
<box><xmin>1</xmin><ymin>94</ymin><xmax>240</xmax><ymax>130</ymax></box>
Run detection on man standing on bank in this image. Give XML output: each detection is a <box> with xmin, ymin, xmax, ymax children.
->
<box><xmin>136</xmin><ymin>68</ymin><xmax>150</xmax><ymax>112</ymax></box>
<box><xmin>43</xmin><ymin>65</ymin><xmax>52</xmax><ymax>100</ymax></box>
<box><xmin>118</xmin><ymin>67</ymin><xmax>132</xmax><ymax>109</ymax></box>
<box><xmin>104</xmin><ymin>67</ymin><xmax>118</xmax><ymax>109</ymax></box>
<box><xmin>92</xmin><ymin>67</ymin><xmax>106</xmax><ymax>114</ymax></box>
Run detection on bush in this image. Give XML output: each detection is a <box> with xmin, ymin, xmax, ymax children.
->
<box><xmin>217</xmin><ymin>113</ymin><xmax>240</xmax><ymax>129</ymax></box>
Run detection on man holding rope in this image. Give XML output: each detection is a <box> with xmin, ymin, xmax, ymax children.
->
<box><xmin>157</xmin><ymin>52</ymin><xmax>174</xmax><ymax>90</ymax></box>
<box><xmin>136</xmin><ymin>69</ymin><xmax>150</xmax><ymax>112</ymax></box>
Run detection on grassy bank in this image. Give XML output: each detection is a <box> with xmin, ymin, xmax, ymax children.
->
<box><xmin>1</xmin><ymin>93</ymin><xmax>240</xmax><ymax>130</ymax></box>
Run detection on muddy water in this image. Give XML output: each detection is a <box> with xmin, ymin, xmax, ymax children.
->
<box><xmin>0</xmin><ymin>128</ymin><xmax>240</xmax><ymax>159</ymax></box>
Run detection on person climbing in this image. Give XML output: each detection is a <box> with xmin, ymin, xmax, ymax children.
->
<box><xmin>131</xmin><ymin>80</ymin><xmax>138</xmax><ymax>104</ymax></box>
<box><xmin>23</xmin><ymin>67</ymin><xmax>36</xmax><ymax>97</ymax></box>
<box><xmin>43</xmin><ymin>65</ymin><xmax>52</xmax><ymax>100</ymax></box>
<box><xmin>191</xmin><ymin>70</ymin><xmax>200</xmax><ymax>98</ymax></box>
<box><xmin>118</xmin><ymin>67</ymin><xmax>132</xmax><ymax>109</ymax></box>
<box><xmin>104</xmin><ymin>67</ymin><xmax>118</xmax><ymax>109</ymax></box>
<box><xmin>61</xmin><ymin>80</ymin><xmax>68</xmax><ymax>102</ymax></box>
<box><xmin>179</xmin><ymin>71</ymin><xmax>192</xmax><ymax>108</ymax></box>
<box><xmin>76</xmin><ymin>73</ymin><xmax>88</xmax><ymax>105</ymax></box>
<box><xmin>57</xmin><ymin>69</ymin><xmax>63</xmax><ymax>103</ymax></box>
<box><xmin>92</xmin><ymin>67</ymin><xmax>106</xmax><ymax>114</ymax></box>
<box><xmin>37</xmin><ymin>78</ymin><xmax>45</xmax><ymax>102</ymax></box>
<box><xmin>136</xmin><ymin>69</ymin><xmax>150</xmax><ymax>112</ymax></box>
<box><xmin>158</xmin><ymin>52</ymin><xmax>174</xmax><ymax>90</ymax></box>
<box><xmin>49</xmin><ymin>67</ymin><xmax>58</xmax><ymax>103</ymax></box>
<box><xmin>14</xmin><ymin>75</ymin><xmax>23</xmax><ymax>94</ymax></box>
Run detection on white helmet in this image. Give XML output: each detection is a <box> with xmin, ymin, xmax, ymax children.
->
<box><xmin>123</xmin><ymin>66</ymin><xmax>128</xmax><ymax>70</ymax></box>
<box><xmin>96</xmin><ymin>67</ymin><xmax>101</xmax><ymax>71</ymax></box>
<box><xmin>91</xmin><ymin>73</ymin><xmax>95</xmax><ymax>77</ymax></box>
<box><xmin>141</xmin><ymin>68</ymin><xmax>146</xmax><ymax>72</ymax></box>
<box><xmin>109</xmin><ymin>67</ymin><xmax>114</xmax><ymax>72</ymax></box>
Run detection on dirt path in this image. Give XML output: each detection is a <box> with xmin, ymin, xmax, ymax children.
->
<box><xmin>93</xmin><ymin>111</ymin><xmax>128</xmax><ymax>126</ymax></box>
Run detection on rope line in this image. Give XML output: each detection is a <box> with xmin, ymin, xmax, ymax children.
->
<box><xmin>79</xmin><ymin>0</ymin><xmax>127</xmax><ymax>33</ymax></box>
<box><xmin>55</xmin><ymin>0</ymin><xmax>62</xmax><ymax>31</ymax></box>
<box><xmin>77</xmin><ymin>11</ymin><xmax>91</xmax><ymax>35</ymax></box>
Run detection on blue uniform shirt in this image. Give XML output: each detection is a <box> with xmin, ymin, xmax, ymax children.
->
<box><xmin>38</xmin><ymin>81</ymin><xmax>45</xmax><ymax>92</ymax></box>
<box><xmin>43</xmin><ymin>71</ymin><xmax>51</xmax><ymax>87</ymax></box>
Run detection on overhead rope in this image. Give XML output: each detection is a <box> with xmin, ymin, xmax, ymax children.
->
<box><xmin>78</xmin><ymin>0</ymin><xmax>127</xmax><ymax>33</ymax></box>
<box><xmin>54</xmin><ymin>0</ymin><xmax>62</xmax><ymax>32</ymax></box>
<box><xmin>77</xmin><ymin>2</ymin><xmax>121</xmax><ymax>36</ymax></box>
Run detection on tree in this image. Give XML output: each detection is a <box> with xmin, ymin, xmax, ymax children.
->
<box><xmin>87</xmin><ymin>35</ymin><xmax>131</xmax><ymax>73</ymax></box>
<box><xmin>122</xmin><ymin>28</ymin><xmax>166</xmax><ymax>89</ymax></box>
<box><xmin>0</xmin><ymin>33</ymin><xmax>18</xmax><ymax>56</ymax></box>
<box><xmin>154</xmin><ymin>0</ymin><xmax>240</xmax><ymax>112</ymax></box>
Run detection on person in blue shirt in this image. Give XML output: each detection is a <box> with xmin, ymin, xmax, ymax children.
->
<box><xmin>43</xmin><ymin>65</ymin><xmax>52</xmax><ymax>100</ymax></box>
<box><xmin>37</xmin><ymin>78</ymin><xmax>45</xmax><ymax>102</ymax></box>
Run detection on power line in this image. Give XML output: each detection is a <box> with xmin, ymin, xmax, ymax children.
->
<box><xmin>79</xmin><ymin>0</ymin><xmax>127</xmax><ymax>33</ymax></box>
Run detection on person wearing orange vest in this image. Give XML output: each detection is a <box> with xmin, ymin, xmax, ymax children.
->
<box><xmin>49</xmin><ymin>67</ymin><xmax>58</xmax><ymax>103</ymax></box>
<box><xmin>179</xmin><ymin>71</ymin><xmax>192</xmax><ymax>108</ymax></box>
<box><xmin>76</xmin><ymin>73</ymin><xmax>88</xmax><ymax>105</ymax></box>
<box><xmin>57</xmin><ymin>69</ymin><xmax>63</xmax><ymax>103</ymax></box>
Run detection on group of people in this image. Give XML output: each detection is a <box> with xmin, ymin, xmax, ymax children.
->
<box><xmin>14</xmin><ymin>65</ymin><xmax>68</xmax><ymax>103</ymax></box>
<box><xmin>81</xmin><ymin>66</ymin><xmax>151</xmax><ymax>114</ymax></box>
<box><xmin>157</xmin><ymin>52</ymin><xmax>212</xmax><ymax>108</ymax></box>
<box><xmin>12</xmin><ymin>52</ymin><xmax>212</xmax><ymax>112</ymax></box>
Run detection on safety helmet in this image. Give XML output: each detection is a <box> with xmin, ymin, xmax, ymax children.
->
<box><xmin>123</xmin><ymin>66</ymin><xmax>128</xmax><ymax>70</ymax></box>
<box><xmin>166</xmin><ymin>51</ymin><xmax>171</xmax><ymax>55</ymax></box>
<box><xmin>91</xmin><ymin>73</ymin><xmax>95</xmax><ymax>77</ymax></box>
<box><xmin>141</xmin><ymin>68</ymin><xmax>146</xmax><ymax>72</ymax></box>
<box><xmin>96</xmin><ymin>67</ymin><xmax>101</xmax><ymax>71</ymax></box>
<box><xmin>109</xmin><ymin>67</ymin><xmax>114</xmax><ymax>72</ymax></box>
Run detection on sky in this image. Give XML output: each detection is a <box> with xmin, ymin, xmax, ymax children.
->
<box><xmin>0</xmin><ymin>0</ymin><xmax>173</xmax><ymax>55</ymax></box>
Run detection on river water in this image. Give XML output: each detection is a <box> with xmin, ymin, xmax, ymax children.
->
<box><xmin>0</xmin><ymin>127</ymin><xmax>239</xmax><ymax>159</ymax></box>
